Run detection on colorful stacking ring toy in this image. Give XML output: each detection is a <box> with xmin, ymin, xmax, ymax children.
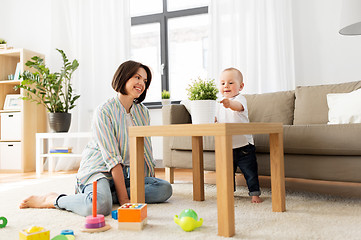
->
<box><xmin>80</xmin><ymin>181</ymin><xmax>111</xmax><ymax>232</ymax></box>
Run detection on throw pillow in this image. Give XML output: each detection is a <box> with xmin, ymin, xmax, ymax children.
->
<box><xmin>327</xmin><ymin>88</ymin><xmax>361</xmax><ymax>124</ymax></box>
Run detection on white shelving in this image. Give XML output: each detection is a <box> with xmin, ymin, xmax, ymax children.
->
<box><xmin>36</xmin><ymin>132</ymin><xmax>92</xmax><ymax>175</ymax></box>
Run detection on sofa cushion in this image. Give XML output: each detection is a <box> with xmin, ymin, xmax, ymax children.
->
<box><xmin>293</xmin><ymin>81</ymin><xmax>361</xmax><ymax>125</ymax></box>
<box><xmin>254</xmin><ymin>123</ymin><xmax>361</xmax><ymax>155</ymax></box>
<box><xmin>244</xmin><ymin>90</ymin><xmax>295</xmax><ymax>125</ymax></box>
<box><xmin>327</xmin><ymin>88</ymin><xmax>361</xmax><ymax>124</ymax></box>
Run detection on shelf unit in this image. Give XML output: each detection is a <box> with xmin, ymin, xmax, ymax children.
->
<box><xmin>0</xmin><ymin>48</ymin><xmax>47</xmax><ymax>172</ymax></box>
<box><xmin>36</xmin><ymin>132</ymin><xmax>92</xmax><ymax>175</ymax></box>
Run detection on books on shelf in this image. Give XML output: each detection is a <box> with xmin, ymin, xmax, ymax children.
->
<box><xmin>49</xmin><ymin>147</ymin><xmax>73</xmax><ymax>154</ymax></box>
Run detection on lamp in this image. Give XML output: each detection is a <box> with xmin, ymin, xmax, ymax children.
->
<box><xmin>339</xmin><ymin>0</ymin><xmax>361</xmax><ymax>35</ymax></box>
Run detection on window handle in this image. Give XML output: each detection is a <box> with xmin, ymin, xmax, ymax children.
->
<box><xmin>161</xmin><ymin>63</ymin><xmax>165</xmax><ymax>75</ymax></box>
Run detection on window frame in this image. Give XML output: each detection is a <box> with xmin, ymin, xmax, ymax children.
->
<box><xmin>131</xmin><ymin>0</ymin><xmax>208</xmax><ymax>108</ymax></box>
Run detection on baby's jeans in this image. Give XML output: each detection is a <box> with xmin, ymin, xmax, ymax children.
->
<box><xmin>233</xmin><ymin>143</ymin><xmax>261</xmax><ymax>196</ymax></box>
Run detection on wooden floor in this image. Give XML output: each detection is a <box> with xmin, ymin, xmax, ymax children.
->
<box><xmin>0</xmin><ymin>169</ymin><xmax>193</xmax><ymax>185</ymax></box>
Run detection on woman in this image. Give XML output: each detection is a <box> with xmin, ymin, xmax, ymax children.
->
<box><xmin>20</xmin><ymin>60</ymin><xmax>173</xmax><ymax>216</ymax></box>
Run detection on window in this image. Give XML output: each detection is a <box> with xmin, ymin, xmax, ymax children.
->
<box><xmin>130</xmin><ymin>0</ymin><xmax>209</xmax><ymax>104</ymax></box>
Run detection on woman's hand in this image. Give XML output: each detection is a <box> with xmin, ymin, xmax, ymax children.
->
<box><xmin>111</xmin><ymin>164</ymin><xmax>130</xmax><ymax>205</ymax></box>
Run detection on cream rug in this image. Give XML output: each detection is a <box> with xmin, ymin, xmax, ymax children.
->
<box><xmin>1</xmin><ymin>174</ymin><xmax>361</xmax><ymax>240</ymax></box>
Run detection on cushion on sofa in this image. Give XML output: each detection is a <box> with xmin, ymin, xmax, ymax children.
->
<box><xmin>293</xmin><ymin>80</ymin><xmax>361</xmax><ymax>125</ymax></box>
<box><xmin>254</xmin><ymin>123</ymin><xmax>361</xmax><ymax>155</ymax></box>
<box><xmin>327</xmin><ymin>88</ymin><xmax>361</xmax><ymax>124</ymax></box>
<box><xmin>244</xmin><ymin>90</ymin><xmax>295</xmax><ymax>125</ymax></box>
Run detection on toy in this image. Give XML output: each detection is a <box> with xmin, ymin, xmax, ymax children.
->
<box><xmin>51</xmin><ymin>235</ymin><xmax>74</xmax><ymax>240</ymax></box>
<box><xmin>174</xmin><ymin>209</ymin><xmax>203</xmax><ymax>232</ymax></box>
<box><xmin>117</xmin><ymin>203</ymin><xmax>147</xmax><ymax>230</ymax></box>
<box><xmin>19</xmin><ymin>226</ymin><xmax>50</xmax><ymax>240</ymax></box>
<box><xmin>60</xmin><ymin>230</ymin><xmax>74</xmax><ymax>235</ymax></box>
<box><xmin>80</xmin><ymin>181</ymin><xmax>111</xmax><ymax>233</ymax></box>
<box><xmin>111</xmin><ymin>210</ymin><xmax>118</xmax><ymax>220</ymax></box>
<box><xmin>0</xmin><ymin>216</ymin><xmax>7</xmax><ymax>228</ymax></box>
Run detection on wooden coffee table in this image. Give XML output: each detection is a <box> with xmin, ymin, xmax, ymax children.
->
<box><xmin>129</xmin><ymin>123</ymin><xmax>285</xmax><ymax>237</ymax></box>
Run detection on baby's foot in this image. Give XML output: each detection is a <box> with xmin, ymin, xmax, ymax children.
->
<box><xmin>251</xmin><ymin>196</ymin><xmax>263</xmax><ymax>203</ymax></box>
<box><xmin>19</xmin><ymin>192</ymin><xmax>59</xmax><ymax>209</ymax></box>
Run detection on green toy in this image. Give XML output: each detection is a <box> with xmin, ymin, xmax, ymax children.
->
<box><xmin>0</xmin><ymin>216</ymin><xmax>7</xmax><ymax>228</ymax></box>
<box><xmin>174</xmin><ymin>209</ymin><xmax>203</xmax><ymax>232</ymax></box>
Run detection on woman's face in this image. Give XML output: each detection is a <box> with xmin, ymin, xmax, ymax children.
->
<box><xmin>125</xmin><ymin>67</ymin><xmax>148</xmax><ymax>99</ymax></box>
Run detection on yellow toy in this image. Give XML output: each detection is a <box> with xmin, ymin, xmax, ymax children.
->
<box><xmin>117</xmin><ymin>203</ymin><xmax>147</xmax><ymax>230</ymax></box>
<box><xmin>19</xmin><ymin>226</ymin><xmax>50</xmax><ymax>240</ymax></box>
<box><xmin>174</xmin><ymin>209</ymin><xmax>203</xmax><ymax>232</ymax></box>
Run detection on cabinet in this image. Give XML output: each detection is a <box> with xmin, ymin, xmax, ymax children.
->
<box><xmin>0</xmin><ymin>48</ymin><xmax>47</xmax><ymax>172</ymax></box>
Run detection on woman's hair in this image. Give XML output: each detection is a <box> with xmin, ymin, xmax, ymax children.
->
<box><xmin>112</xmin><ymin>60</ymin><xmax>152</xmax><ymax>104</ymax></box>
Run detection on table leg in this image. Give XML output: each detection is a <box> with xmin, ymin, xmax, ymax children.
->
<box><xmin>215</xmin><ymin>135</ymin><xmax>235</xmax><ymax>237</ymax></box>
<box><xmin>130</xmin><ymin>136</ymin><xmax>145</xmax><ymax>203</ymax></box>
<box><xmin>269</xmin><ymin>132</ymin><xmax>286</xmax><ymax>212</ymax></box>
<box><xmin>192</xmin><ymin>136</ymin><xmax>204</xmax><ymax>201</ymax></box>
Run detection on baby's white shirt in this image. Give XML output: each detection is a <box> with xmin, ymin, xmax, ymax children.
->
<box><xmin>216</xmin><ymin>94</ymin><xmax>254</xmax><ymax>149</ymax></box>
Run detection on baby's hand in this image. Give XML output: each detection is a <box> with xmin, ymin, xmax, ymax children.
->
<box><xmin>220</xmin><ymin>98</ymin><xmax>231</xmax><ymax>108</ymax></box>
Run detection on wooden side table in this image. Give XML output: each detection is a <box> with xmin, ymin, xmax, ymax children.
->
<box><xmin>36</xmin><ymin>132</ymin><xmax>92</xmax><ymax>175</ymax></box>
<box><xmin>129</xmin><ymin>123</ymin><xmax>285</xmax><ymax>237</ymax></box>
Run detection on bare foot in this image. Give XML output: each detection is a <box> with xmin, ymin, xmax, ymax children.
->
<box><xmin>19</xmin><ymin>192</ymin><xmax>59</xmax><ymax>209</ymax></box>
<box><xmin>251</xmin><ymin>196</ymin><xmax>263</xmax><ymax>203</ymax></box>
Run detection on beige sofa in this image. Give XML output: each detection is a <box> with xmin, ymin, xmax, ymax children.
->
<box><xmin>162</xmin><ymin>81</ymin><xmax>361</xmax><ymax>195</ymax></box>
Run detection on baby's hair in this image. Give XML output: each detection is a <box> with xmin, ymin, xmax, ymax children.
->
<box><xmin>223</xmin><ymin>67</ymin><xmax>243</xmax><ymax>83</ymax></box>
<box><xmin>112</xmin><ymin>60</ymin><xmax>152</xmax><ymax>104</ymax></box>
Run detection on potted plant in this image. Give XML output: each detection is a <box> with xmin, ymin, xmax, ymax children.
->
<box><xmin>161</xmin><ymin>90</ymin><xmax>171</xmax><ymax>106</ymax></box>
<box><xmin>0</xmin><ymin>39</ymin><xmax>7</xmax><ymax>49</ymax></box>
<box><xmin>186</xmin><ymin>77</ymin><xmax>218</xmax><ymax>124</ymax></box>
<box><xmin>15</xmin><ymin>48</ymin><xmax>80</xmax><ymax>132</ymax></box>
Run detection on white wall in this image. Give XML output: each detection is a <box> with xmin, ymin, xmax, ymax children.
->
<box><xmin>292</xmin><ymin>0</ymin><xmax>361</xmax><ymax>86</ymax></box>
<box><xmin>0</xmin><ymin>0</ymin><xmax>51</xmax><ymax>58</ymax></box>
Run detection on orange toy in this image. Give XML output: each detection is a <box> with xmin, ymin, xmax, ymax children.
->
<box><xmin>117</xmin><ymin>203</ymin><xmax>147</xmax><ymax>230</ymax></box>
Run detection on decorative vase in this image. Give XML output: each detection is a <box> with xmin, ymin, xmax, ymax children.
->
<box><xmin>162</xmin><ymin>99</ymin><xmax>171</xmax><ymax>106</ymax></box>
<box><xmin>48</xmin><ymin>112</ymin><xmax>71</xmax><ymax>132</ymax></box>
<box><xmin>190</xmin><ymin>100</ymin><xmax>216</xmax><ymax>124</ymax></box>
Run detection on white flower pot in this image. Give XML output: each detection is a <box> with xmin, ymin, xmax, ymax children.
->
<box><xmin>190</xmin><ymin>100</ymin><xmax>216</xmax><ymax>124</ymax></box>
<box><xmin>162</xmin><ymin>99</ymin><xmax>171</xmax><ymax>106</ymax></box>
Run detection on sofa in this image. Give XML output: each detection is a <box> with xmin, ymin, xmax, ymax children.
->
<box><xmin>162</xmin><ymin>80</ymin><xmax>361</xmax><ymax>195</ymax></box>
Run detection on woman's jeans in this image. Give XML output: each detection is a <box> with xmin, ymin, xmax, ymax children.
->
<box><xmin>233</xmin><ymin>143</ymin><xmax>261</xmax><ymax>196</ymax></box>
<box><xmin>55</xmin><ymin>176</ymin><xmax>173</xmax><ymax>217</ymax></box>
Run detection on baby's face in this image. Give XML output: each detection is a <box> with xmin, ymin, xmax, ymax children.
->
<box><xmin>219</xmin><ymin>71</ymin><xmax>244</xmax><ymax>98</ymax></box>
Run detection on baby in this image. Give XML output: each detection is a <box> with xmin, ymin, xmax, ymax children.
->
<box><xmin>215</xmin><ymin>68</ymin><xmax>262</xmax><ymax>203</ymax></box>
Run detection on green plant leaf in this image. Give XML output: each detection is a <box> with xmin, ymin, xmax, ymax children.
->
<box><xmin>186</xmin><ymin>77</ymin><xmax>218</xmax><ymax>100</ymax></box>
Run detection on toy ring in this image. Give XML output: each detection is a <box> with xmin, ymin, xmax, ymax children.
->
<box><xmin>0</xmin><ymin>216</ymin><xmax>8</xmax><ymax>228</ymax></box>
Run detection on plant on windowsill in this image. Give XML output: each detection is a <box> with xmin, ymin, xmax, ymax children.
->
<box><xmin>0</xmin><ymin>39</ymin><xmax>7</xmax><ymax>49</ymax></box>
<box><xmin>186</xmin><ymin>77</ymin><xmax>218</xmax><ymax>124</ymax></box>
<box><xmin>161</xmin><ymin>90</ymin><xmax>171</xmax><ymax>106</ymax></box>
<box><xmin>14</xmin><ymin>48</ymin><xmax>80</xmax><ymax>132</ymax></box>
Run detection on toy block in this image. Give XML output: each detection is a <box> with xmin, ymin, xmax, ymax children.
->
<box><xmin>19</xmin><ymin>226</ymin><xmax>50</xmax><ymax>240</ymax></box>
<box><xmin>118</xmin><ymin>203</ymin><xmax>147</xmax><ymax>223</ymax></box>
<box><xmin>118</xmin><ymin>218</ymin><xmax>147</xmax><ymax>231</ymax></box>
<box><xmin>112</xmin><ymin>210</ymin><xmax>118</xmax><ymax>220</ymax></box>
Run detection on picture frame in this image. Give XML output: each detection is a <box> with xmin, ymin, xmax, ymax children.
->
<box><xmin>3</xmin><ymin>94</ymin><xmax>22</xmax><ymax>110</ymax></box>
<box><xmin>13</xmin><ymin>62</ymin><xmax>21</xmax><ymax>81</ymax></box>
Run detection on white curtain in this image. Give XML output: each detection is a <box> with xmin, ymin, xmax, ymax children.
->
<box><xmin>47</xmin><ymin>0</ymin><xmax>130</xmax><ymax>170</ymax></box>
<box><xmin>208</xmin><ymin>0</ymin><xmax>295</xmax><ymax>94</ymax></box>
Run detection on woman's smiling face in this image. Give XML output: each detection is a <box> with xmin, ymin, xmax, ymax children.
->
<box><xmin>125</xmin><ymin>67</ymin><xmax>148</xmax><ymax>99</ymax></box>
